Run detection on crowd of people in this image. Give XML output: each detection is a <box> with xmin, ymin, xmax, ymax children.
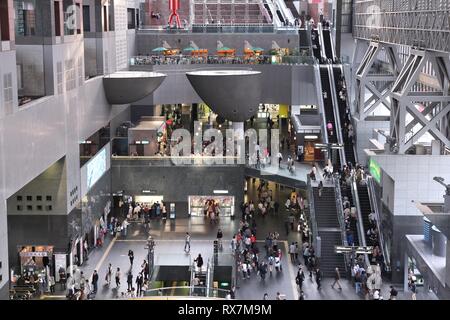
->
<box><xmin>133</xmin><ymin>54</ymin><xmax>274</xmax><ymax>66</ymax></box>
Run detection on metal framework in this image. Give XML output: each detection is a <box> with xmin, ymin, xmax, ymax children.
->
<box><xmin>353</xmin><ymin>0</ymin><xmax>450</xmax><ymax>53</ymax></box>
<box><xmin>354</xmin><ymin>41</ymin><xmax>402</xmax><ymax>120</ymax></box>
<box><xmin>389</xmin><ymin>49</ymin><xmax>450</xmax><ymax>154</ymax></box>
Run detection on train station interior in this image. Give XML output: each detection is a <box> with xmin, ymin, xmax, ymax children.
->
<box><xmin>1</xmin><ymin>0</ymin><xmax>450</xmax><ymax>301</ymax></box>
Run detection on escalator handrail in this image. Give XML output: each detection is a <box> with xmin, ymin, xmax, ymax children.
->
<box><xmin>337</xmin><ymin>64</ymin><xmax>359</xmax><ymax>164</ymax></box>
<box><xmin>316</xmin><ymin>65</ymin><xmax>329</xmax><ymax>145</ymax></box>
<box><xmin>350</xmin><ymin>174</ymin><xmax>371</xmax><ymax>268</ymax></box>
<box><xmin>317</xmin><ymin>23</ymin><xmax>327</xmax><ymax>62</ymax></box>
<box><xmin>265</xmin><ymin>0</ymin><xmax>282</xmax><ymax>27</ymax></box>
<box><xmin>327</xmin><ymin>64</ymin><xmax>346</xmax><ymax>168</ymax></box>
<box><xmin>307</xmin><ymin>175</ymin><xmax>319</xmax><ymax>251</ymax></box>
<box><xmin>206</xmin><ymin>258</ymin><xmax>212</xmax><ymax>297</ymax></box>
<box><xmin>367</xmin><ymin>176</ymin><xmax>391</xmax><ymax>271</ymax></box>
<box><xmin>333</xmin><ymin>175</ymin><xmax>349</xmax><ymax>273</ymax></box>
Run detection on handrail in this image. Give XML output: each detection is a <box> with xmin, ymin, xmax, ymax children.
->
<box><xmin>257</xmin><ymin>0</ymin><xmax>272</xmax><ymax>24</ymax></box>
<box><xmin>307</xmin><ymin>175</ymin><xmax>319</xmax><ymax>249</ymax></box>
<box><xmin>189</xmin><ymin>260</ymin><xmax>196</xmax><ymax>296</ymax></box>
<box><xmin>333</xmin><ymin>175</ymin><xmax>349</xmax><ymax>273</ymax></box>
<box><xmin>143</xmin><ymin>285</ymin><xmax>230</xmax><ymax>297</ymax></box>
<box><xmin>264</xmin><ymin>0</ymin><xmax>282</xmax><ymax>27</ymax></box>
<box><xmin>350</xmin><ymin>174</ymin><xmax>371</xmax><ymax>267</ymax></box>
<box><xmin>337</xmin><ymin>63</ymin><xmax>358</xmax><ymax>163</ymax></box>
<box><xmin>315</xmin><ymin>65</ymin><xmax>329</xmax><ymax>146</ymax></box>
<box><xmin>328</xmin><ymin>64</ymin><xmax>346</xmax><ymax>168</ymax></box>
<box><xmin>274</xmin><ymin>0</ymin><xmax>294</xmax><ymax>25</ymax></box>
<box><xmin>317</xmin><ymin>23</ymin><xmax>326</xmax><ymax>62</ymax></box>
<box><xmin>206</xmin><ymin>258</ymin><xmax>212</xmax><ymax>297</ymax></box>
<box><xmin>367</xmin><ymin>176</ymin><xmax>391</xmax><ymax>272</ymax></box>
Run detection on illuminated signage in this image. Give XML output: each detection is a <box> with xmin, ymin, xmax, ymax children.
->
<box><xmin>369</xmin><ymin>158</ymin><xmax>381</xmax><ymax>184</ymax></box>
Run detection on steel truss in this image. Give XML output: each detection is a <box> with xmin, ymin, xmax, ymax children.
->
<box><xmin>354</xmin><ymin>41</ymin><xmax>402</xmax><ymax>120</ymax></box>
<box><xmin>390</xmin><ymin>49</ymin><xmax>450</xmax><ymax>154</ymax></box>
<box><xmin>353</xmin><ymin>0</ymin><xmax>450</xmax><ymax>53</ymax></box>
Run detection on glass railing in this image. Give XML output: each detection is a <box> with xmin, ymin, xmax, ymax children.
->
<box><xmin>111</xmin><ymin>155</ymin><xmax>242</xmax><ymax>166</ymax></box>
<box><xmin>130</xmin><ymin>54</ymin><xmax>315</xmax><ymax>66</ymax></box>
<box><xmin>135</xmin><ymin>286</ymin><xmax>231</xmax><ymax>299</ymax></box>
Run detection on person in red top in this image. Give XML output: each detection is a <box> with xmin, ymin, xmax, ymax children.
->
<box><xmin>250</xmin><ymin>234</ymin><xmax>256</xmax><ymax>248</ymax></box>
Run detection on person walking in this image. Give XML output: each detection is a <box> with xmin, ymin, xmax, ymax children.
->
<box><xmin>277</xmin><ymin>152</ymin><xmax>283</xmax><ymax>168</ymax></box>
<box><xmin>289</xmin><ymin>242</ymin><xmax>296</xmax><ymax>263</ymax></box>
<box><xmin>194</xmin><ymin>254</ymin><xmax>204</xmax><ymax>272</ymax></box>
<box><xmin>128</xmin><ymin>249</ymin><xmax>134</xmax><ymax>265</ymax></box>
<box><xmin>315</xmin><ymin>268</ymin><xmax>322</xmax><ymax>290</ymax></box>
<box><xmin>115</xmin><ymin>267</ymin><xmax>121</xmax><ymax>288</ymax></box>
<box><xmin>91</xmin><ymin>270</ymin><xmax>99</xmax><ymax>294</ymax></box>
<box><xmin>127</xmin><ymin>272</ymin><xmax>133</xmax><ymax>291</ymax></box>
<box><xmin>135</xmin><ymin>272</ymin><xmax>144</xmax><ymax>297</ymax></box>
<box><xmin>184</xmin><ymin>232</ymin><xmax>191</xmax><ymax>253</ymax></box>
<box><xmin>296</xmin><ymin>267</ymin><xmax>305</xmax><ymax>292</ymax></box>
<box><xmin>331</xmin><ymin>267</ymin><xmax>342</xmax><ymax>290</ymax></box>
<box><xmin>389</xmin><ymin>285</ymin><xmax>398</xmax><ymax>300</ymax></box>
<box><xmin>105</xmin><ymin>263</ymin><xmax>113</xmax><ymax>285</ymax></box>
<box><xmin>216</xmin><ymin>228</ymin><xmax>223</xmax><ymax>250</ymax></box>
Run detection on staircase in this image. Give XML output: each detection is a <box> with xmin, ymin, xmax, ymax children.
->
<box><xmin>312</xmin><ymin>187</ymin><xmax>346</xmax><ymax>277</ymax></box>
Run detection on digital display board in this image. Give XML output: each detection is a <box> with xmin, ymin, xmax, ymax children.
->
<box><xmin>369</xmin><ymin>158</ymin><xmax>381</xmax><ymax>184</ymax></box>
<box><xmin>87</xmin><ymin>148</ymin><xmax>106</xmax><ymax>190</ymax></box>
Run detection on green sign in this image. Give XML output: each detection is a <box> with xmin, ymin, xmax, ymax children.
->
<box><xmin>369</xmin><ymin>158</ymin><xmax>381</xmax><ymax>184</ymax></box>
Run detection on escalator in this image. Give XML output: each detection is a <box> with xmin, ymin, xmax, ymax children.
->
<box><xmin>322</xmin><ymin>29</ymin><xmax>334</xmax><ymax>61</ymax></box>
<box><xmin>299</xmin><ymin>29</ymin><xmax>311</xmax><ymax>48</ymax></box>
<box><xmin>264</xmin><ymin>3</ymin><xmax>273</xmax><ymax>20</ymax></box>
<box><xmin>332</xmin><ymin>66</ymin><xmax>355</xmax><ymax>166</ymax></box>
<box><xmin>284</xmin><ymin>0</ymin><xmax>300</xmax><ymax>19</ymax></box>
<box><xmin>357</xmin><ymin>184</ymin><xmax>374</xmax><ymax>247</ymax></box>
<box><xmin>276</xmin><ymin>9</ymin><xmax>285</xmax><ymax>24</ymax></box>
<box><xmin>319</xmin><ymin>65</ymin><xmax>340</xmax><ymax>169</ymax></box>
<box><xmin>311</xmin><ymin>29</ymin><xmax>321</xmax><ymax>61</ymax></box>
<box><xmin>340</xmin><ymin>183</ymin><xmax>360</xmax><ymax>246</ymax></box>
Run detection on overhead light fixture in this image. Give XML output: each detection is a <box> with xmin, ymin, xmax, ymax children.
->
<box><xmin>213</xmin><ymin>190</ymin><xmax>228</xmax><ymax>194</ymax></box>
<box><xmin>304</xmin><ymin>135</ymin><xmax>318</xmax><ymax>140</ymax></box>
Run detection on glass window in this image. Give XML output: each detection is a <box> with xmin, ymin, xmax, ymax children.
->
<box><xmin>83</xmin><ymin>5</ymin><xmax>90</xmax><ymax>32</ymax></box>
<box><xmin>63</xmin><ymin>0</ymin><xmax>75</xmax><ymax>35</ymax></box>
<box><xmin>14</xmin><ymin>0</ymin><xmax>36</xmax><ymax>36</ymax></box>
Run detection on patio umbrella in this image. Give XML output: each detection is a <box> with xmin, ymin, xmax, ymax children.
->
<box><xmin>252</xmin><ymin>47</ymin><xmax>264</xmax><ymax>52</ymax></box>
<box><xmin>217</xmin><ymin>46</ymin><xmax>232</xmax><ymax>51</ymax></box>
<box><xmin>152</xmin><ymin>47</ymin><xmax>168</xmax><ymax>52</ymax></box>
<box><xmin>183</xmin><ymin>47</ymin><xmax>196</xmax><ymax>52</ymax></box>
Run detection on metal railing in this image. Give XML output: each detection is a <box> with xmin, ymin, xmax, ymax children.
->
<box><xmin>141</xmin><ymin>286</ymin><xmax>230</xmax><ymax>299</ymax></box>
<box><xmin>367</xmin><ymin>176</ymin><xmax>391</xmax><ymax>272</ymax></box>
<box><xmin>333</xmin><ymin>175</ymin><xmax>349</xmax><ymax>273</ymax></box>
<box><xmin>130</xmin><ymin>54</ymin><xmax>315</xmax><ymax>66</ymax></box>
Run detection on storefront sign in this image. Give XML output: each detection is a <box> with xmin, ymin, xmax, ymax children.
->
<box><xmin>19</xmin><ymin>251</ymin><xmax>49</xmax><ymax>257</ymax></box>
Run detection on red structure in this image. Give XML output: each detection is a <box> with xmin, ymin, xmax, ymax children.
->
<box><xmin>168</xmin><ymin>0</ymin><xmax>181</xmax><ymax>28</ymax></box>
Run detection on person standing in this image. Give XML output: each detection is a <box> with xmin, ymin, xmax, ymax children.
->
<box><xmin>128</xmin><ymin>249</ymin><xmax>134</xmax><ymax>265</ymax></box>
<box><xmin>389</xmin><ymin>285</ymin><xmax>398</xmax><ymax>300</ymax></box>
<box><xmin>277</xmin><ymin>152</ymin><xmax>283</xmax><ymax>167</ymax></box>
<box><xmin>229</xmin><ymin>286</ymin><xmax>236</xmax><ymax>299</ymax></box>
<box><xmin>105</xmin><ymin>263</ymin><xmax>112</xmax><ymax>285</ymax></box>
<box><xmin>115</xmin><ymin>267</ymin><xmax>121</xmax><ymax>288</ymax></box>
<box><xmin>315</xmin><ymin>268</ymin><xmax>322</xmax><ymax>290</ymax></box>
<box><xmin>331</xmin><ymin>267</ymin><xmax>342</xmax><ymax>290</ymax></box>
<box><xmin>194</xmin><ymin>254</ymin><xmax>204</xmax><ymax>271</ymax></box>
<box><xmin>410</xmin><ymin>281</ymin><xmax>417</xmax><ymax>300</ymax></box>
<box><xmin>136</xmin><ymin>272</ymin><xmax>144</xmax><ymax>297</ymax></box>
<box><xmin>289</xmin><ymin>242</ymin><xmax>296</xmax><ymax>263</ymax></box>
<box><xmin>91</xmin><ymin>270</ymin><xmax>99</xmax><ymax>294</ymax></box>
<box><xmin>127</xmin><ymin>272</ymin><xmax>133</xmax><ymax>291</ymax></box>
<box><xmin>318</xmin><ymin>181</ymin><xmax>323</xmax><ymax>197</ymax></box>
<box><xmin>184</xmin><ymin>232</ymin><xmax>191</xmax><ymax>252</ymax></box>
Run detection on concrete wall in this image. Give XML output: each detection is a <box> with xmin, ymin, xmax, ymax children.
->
<box><xmin>372</xmin><ymin>155</ymin><xmax>450</xmax><ymax>217</ymax></box>
<box><xmin>131</xmin><ymin>64</ymin><xmax>318</xmax><ymax>107</ymax></box>
<box><xmin>15</xmin><ymin>45</ymin><xmax>45</xmax><ymax>96</ymax></box>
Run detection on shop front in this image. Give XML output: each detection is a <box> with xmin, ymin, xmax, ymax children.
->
<box><xmin>188</xmin><ymin>195</ymin><xmax>235</xmax><ymax>217</ymax></box>
<box><xmin>18</xmin><ymin>245</ymin><xmax>54</xmax><ymax>277</ymax></box>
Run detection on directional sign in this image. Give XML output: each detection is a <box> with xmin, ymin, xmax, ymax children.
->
<box><xmin>335</xmin><ymin>246</ymin><xmax>373</xmax><ymax>254</ymax></box>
